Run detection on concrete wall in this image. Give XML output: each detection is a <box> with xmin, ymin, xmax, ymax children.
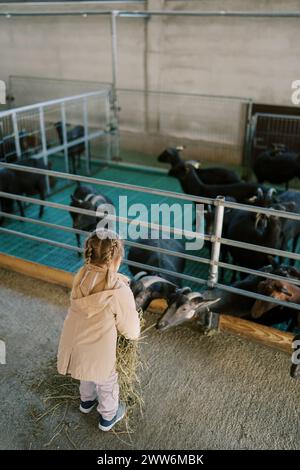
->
<box><xmin>0</xmin><ymin>0</ymin><xmax>299</xmax><ymax>164</ymax></box>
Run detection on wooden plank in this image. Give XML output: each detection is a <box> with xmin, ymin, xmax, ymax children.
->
<box><xmin>0</xmin><ymin>253</ymin><xmax>294</xmax><ymax>355</ymax></box>
<box><xmin>0</xmin><ymin>253</ymin><xmax>73</xmax><ymax>288</ymax></box>
<box><xmin>219</xmin><ymin>314</ymin><xmax>293</xmax><ymax>354</ymax></box>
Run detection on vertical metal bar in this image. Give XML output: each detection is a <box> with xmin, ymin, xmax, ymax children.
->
<box><xmin>111</xmin><ymin>11</ymin><xmax>118</xmax><ymax>114</ymax></box>
<box><xmin>82</xmin><ymin>96</ymin><xmax>90</xmax><ymax>174</ymax></box>
<box><xmin>105</xmin><ymin>91</ymin><xmax>112</xmax><ymax>161</ymax></box>
<box><xmin>61</xmin><ymin>102</ymin><xmax>69</xmax><ymax>173</ymax></box>
<box><xmin>110</xmin><ymin>10</ymin><xmax>120</xmax><ymax>160</ymax></box>
<box><xmin>207</xmin><ymin>196</ymin><xmax>225</xmax><ymax>288</ymax></box>
<box><xmin>39</xmin><ymin>106</ymin><xmax>50</xmax><ymax>194</ymax></box>
<box><xmin>12</xmin><ymin>111</ymin><xmax>21</xmax><ymax>159</ymax></box>
<box><xmin>143</xmin><ymin>14</ymin><xmax>149</xmax><ymax>133</ymax></box>
<box><xmin>242</xmin><ymin>100</ymin><xmax>253</xmax><ymax>179</ymax></box>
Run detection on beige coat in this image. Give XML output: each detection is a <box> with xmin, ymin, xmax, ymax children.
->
<box><xmin>57</xmin><ymin>264</ymin><xmax>140</xmax><ymax>382</ymax></box>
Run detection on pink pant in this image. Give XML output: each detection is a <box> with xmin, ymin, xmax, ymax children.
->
<box><xmin>79</xmin><ymin>371</ymin><xmax>119</xmax><ymax>421</ymax></box>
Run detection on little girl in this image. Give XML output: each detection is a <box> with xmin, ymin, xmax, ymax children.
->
<box><xmin>57</xmin><ymin>229</ymin><xmax>140</xmax><ymax>431</ymax></box>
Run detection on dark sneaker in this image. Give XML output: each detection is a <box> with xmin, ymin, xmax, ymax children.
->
<box><xmin>79</xmin><ymin>398</ymin><xmax>98</xmax><ymax>414</ymax></box>
<box><xmin>98</xmin><ymin>403</ymin><xmax>126</xmax><ymax>431</ymax></box>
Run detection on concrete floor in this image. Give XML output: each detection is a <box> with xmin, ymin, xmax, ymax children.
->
<box><xmin>0</xmin><ymin>267</ymin><xmax>300</xmax><ymax>450</ymax></box>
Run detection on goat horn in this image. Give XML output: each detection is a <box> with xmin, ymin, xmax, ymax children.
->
<box><xmin>267</xmin><ymin>188</ymin><xmax>277</xmax><ymax>198</ymax></box>
<box><xmin>255</xmin><ymin>213</ymin><xmax>262</xmax><ymax>229</ymax></box>
<box><xmin>178</xmin><ymin>287</ymin><xmax>192</xmax><ymax>295</ymax></box>
<box><xmin>186</xmin><ymin>291</ymin><xmax>203</xmax><ymax>301</ymax></box>
<box><xmin>257</xmin><ymin>188</ymin><xmax>264</xmax><ymax>198</ymax></box>
<box><xmin>132</xmin><ymin>271</ymin><xmax>148</xmax><ymax>282</ymax></box>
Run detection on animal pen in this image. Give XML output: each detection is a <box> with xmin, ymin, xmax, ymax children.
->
<box><xmin>1</xmin><ymin>7</ymin><xmax>300</xmax><ymax>363</ymax></box>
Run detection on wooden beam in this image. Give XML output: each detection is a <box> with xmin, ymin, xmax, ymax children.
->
<box><xmin>219</xmin><ymin>314</ymin><xmax>293</xmax><ymax>354</ymax></box>
<box><xmin>0</xmin><ymin>253</ymin><xmax>73</xmax><ymax>288</ymax></box>
<box><xmin>0</xmin><ymin>253</ymin><xmax>294</xmax><ymax>355</ymax></box>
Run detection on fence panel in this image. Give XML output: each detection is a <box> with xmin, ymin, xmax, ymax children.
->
<box><xmin>251</xmin><ymin>112</ymin><xmax>300</xmax><ymax>162</ymax></box>
<box><xmin>0</xmin><ymin>89</ymin><xmax>113</xmax><ymax>186</ymax></box>
<box><xmin>117</xmin><ymin>89</ymin><xmax>251</xmax><ymax>166</ymax></box>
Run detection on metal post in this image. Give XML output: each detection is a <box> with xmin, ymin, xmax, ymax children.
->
<box><xmin>39</xmin><ymin>106</ymin><xmax>50</xmax><ymax>193</ymax></box>
<box><xmin>105</xmin><ymin>91</ymin><xmax>112</xmax><ymax>162</ymax></box>
<box><xmin>242</xmin><ymin>100</ymin><xmax>253</xmax><ymax>180</ymax></box>
<box><xmin>12</xmin><ymin>111</ymin><xmax>21</xmax><ymax>160</ymax></box>
<box><xmin>82</xmin><ymin>96</ymin><xmax>90</xmax><ymax>174</ymax></box>
<box><xmin>208</xmin><ymin>196</ymin><xmax>225</xmax><ymax>288</ymax></box>
<box><xmin>110</xmin><ymin>10</ymin><xmax>120</xmax><ymax>160</ymax></box>
<box><xmin>60</xmin><ymin>102</ymin><xmax>69</xmax><ymax>173</ymax></box>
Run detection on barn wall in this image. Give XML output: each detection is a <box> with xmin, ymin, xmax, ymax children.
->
<box><xmin>147</xmin><ymin>0</ymin><xmax>300</xmax><ymax>104</ymax></box>
<box><xmin>0</xmin><ymin>0</ymin><xmax>299</xmax><ymax>164</ymax></box>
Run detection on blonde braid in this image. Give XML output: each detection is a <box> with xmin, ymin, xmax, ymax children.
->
<box><xmin>84</xmin><ymin>237</ymin><xmax>94</xmax><ymax>265</ymax></box>
<box><xmin>108</xmin><ymin>239</ymin><xmax>118</xmax><ymax>265</ymax></box>
<box><xmin>83</xmin><ymin>230</ymin><xmax>124</xmax><ymax>267</ymax></box>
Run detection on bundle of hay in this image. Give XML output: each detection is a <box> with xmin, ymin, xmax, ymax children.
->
<box><xmin>116</xmin><ymin>308</ymin><xmax>145</xmax><ymax>433</ymax></box>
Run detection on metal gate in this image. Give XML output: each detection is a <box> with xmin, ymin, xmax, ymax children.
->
<box><xmin>7</xmin><ymin>76</ymin><xmax>252</xmax><ymax>168</ymax></box>
<box><xmin>250</xmin><ymin>110</ymin><xmax>300</xmax><ymax>164</ymax></box>
<box><xmin>0</xmin><ymin>89</ymin><xmax>113</xmax><ymax>187</ymax></box>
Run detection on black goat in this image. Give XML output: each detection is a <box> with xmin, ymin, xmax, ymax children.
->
<box><xmin>0</xmin><ymin>168</ymin><xmax>22</xmax><ymax>223</ymax></box>
<box><xmin>202</xmin><ymin>264</ymin><xmax>300</xmax><ymax>317</ymax></box>
<box><xmin>13</xmin><ymin>157</ymin><xmax>53</xmax><ymax>218</ymax></box>
<box><xmin>224</xmin><ymin>193</ymin><xmax>287</xmax><ymax>281</ymax></box>
<box><xmin>157</xmin><ymin>264</ymin><xmax>300</xmax><ymax>331</ymax></box>
<box><xmin>70</xmin><ymin>184</ymin><xmax>113</xmax><ymax>249</ymax></box>
<box><xmin>158</xmin><ymin>147</ymin><xmax>241</xmax><ymax>184</ymax></box>
<box><xmin>278</xmin><ymin>191</ymin><xmax>300</xmax><ymax>263</ymax></box>
<box><xmin>55</xmin><ymin>122</ymin><xmax>85</xmax><ymax>174</ymax></box>
<box><xmin>130</xmin><ymin>271</ymin><xmax>179</xmax><ymax>311</ymax></box>
<box><xmin>253</xmin><ymin>144</ymin><xmax>300</xmax><ymax>190</ymax></box>
<box><xmin>168</xmin><ymin>161</ymin><xmax>262</xmax><ymax>203</ymax></box>
<box><xmin>127</xmin><ymin>238</ymin><xmax>186</xmax><ymax>286</ymax></box>
<box><xmin>0</xmin><ymin>158</ymin><xmax>52</xmax><ymax>220</ymax></box>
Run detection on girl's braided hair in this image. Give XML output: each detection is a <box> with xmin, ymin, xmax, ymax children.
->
<box><xmin>84</xmin><ymin>229</ymin><xmax>124</xmax><ymax>267</ymax></box>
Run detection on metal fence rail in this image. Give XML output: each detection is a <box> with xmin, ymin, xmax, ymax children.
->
<box><xmin>1</xmin><ymin>162</ymin><xmax>300</xmax><ymax>313</ymax></box>
<box><xmin>7</xmin><ymin>77</ymin><xmax>252</xmax><ymax>167</ymax></box>
<box><xmin>0</xmin><ymin>90</ymin><xmax>113</xmax><ymax>186</ymax></box>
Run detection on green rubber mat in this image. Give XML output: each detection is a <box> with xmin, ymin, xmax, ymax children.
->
<box><xmin>0</xmin><ymin>164</ymin><xmax>209</xmax><ymax>291</ymax></box>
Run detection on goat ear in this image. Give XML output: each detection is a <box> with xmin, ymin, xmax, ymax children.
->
<box><xmin>71</xmin><ymin>195</ymin><xmax>81</xmax><ymax>204</ymax></box>
<box><xmin>278</xmin><ymin>286</ymin><xmax>292</xmax><ymax>296</ymax></box>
